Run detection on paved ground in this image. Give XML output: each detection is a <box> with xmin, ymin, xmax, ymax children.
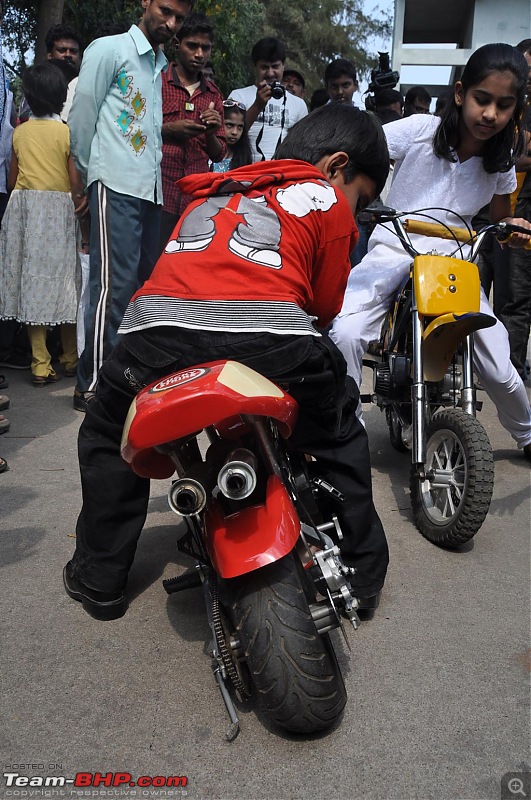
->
<box><xmin>1</xmin><ymin>363</ymin><xmax>530</xmax><ymax>800</ymax></box>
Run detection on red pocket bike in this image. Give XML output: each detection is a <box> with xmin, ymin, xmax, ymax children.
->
<box><xmin>121</xmin><ymin>360</ymin><xmax>361</xmax><ymax>739</ymax></box>
<box><xmin>360</xmin><ymin>206</ymin><xmax>531</xmax><ymax>548</ymax></box>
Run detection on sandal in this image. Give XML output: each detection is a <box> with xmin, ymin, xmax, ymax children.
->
<box><xmin>0</xmin><ymin>414</ymin><xmax>10</xmax><ymax>434</ymax></box>
<box><xmin>0</xmin><ymin>374</ymin><xmax>8</xmax><ymax>390</ymax></box>
<box><xmin>32</xmin><ymin>372</ymin><xmax>62</xmax><ymax>387</ymax></box>
<box><xmin>0</xmin><ymin>456</ymin><xmax>8</xmax><ymax>473</ymax></box>
<box><xmin>0</xmin><ymin>394</ymin><xmax>9</xmax><ymax>412</ymax></box>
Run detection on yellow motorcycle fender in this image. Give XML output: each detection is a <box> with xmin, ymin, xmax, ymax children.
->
<box><xmin>422</xmin><ymin>312</ymin><xmax>496</xmax><ymax>382</ymax></box>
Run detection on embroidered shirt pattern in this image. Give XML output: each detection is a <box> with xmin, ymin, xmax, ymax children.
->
<box><xmin>115</xmin><ymin>68</ymin><xmax>148</xmax><ymax>155</ymax></box>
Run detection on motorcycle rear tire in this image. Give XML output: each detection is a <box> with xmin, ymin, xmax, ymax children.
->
<box><xmin>410</xmin><ymin>407</ymin><xmax>494</xmax><ymax>548</ymax></box>
<box><xmin>225</xmin><ymin>550</ymin><xmax>347</xmax><ymax>733</ymax></box>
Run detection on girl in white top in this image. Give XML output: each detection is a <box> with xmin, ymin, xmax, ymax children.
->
<box><xmin>331</xmin><ymin>43</ymin><xmax>531</xmax><ymax>456</ymax></box>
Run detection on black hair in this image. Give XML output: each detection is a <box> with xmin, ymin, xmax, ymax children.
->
<box><xmin>375</xmin><ymin>107</ymin><xmax>402</xmax><ymax>125</ymax></box>
<box><xmin>375</xmin><ymin>88</ymin><xmax>404</xmax><ymax>110</ymax></box>
<box><xmin>434</xmin><ymin>87</ymin><xmax>454</xmax><ymax>117</ymax></box>
<box><xmin>433</xmin><ymin>43</ymin><xmax>528</xmax><ymax>173</ymax></box>
<box><xmin>251</xmin><ymin>37</ymin><xmax>286</xmax><ymax>65</ymax></box>
<box><xmin>47</xmin><ymin>57</ymin><xmax>78</xmax><ymax>83</ymax></box>
<box><xmin>324</xmin><ymin>58</ymin><xmax>357</xmax><ymax>85</ymax></box>
<box><xmin>44</xmin><ymin>24</ymin><xmax>82</xmax><ymax>54</ymax></box>
<box><xmin>309</xmin><ymin>87</ymin><xmax>329</xmax><ymax>112</ymax></box>
<box><xmin>223</xmin><ymin>106</ymin><xmax>253</xmax><ymax>169</ymax></box>
<box><xmin>516</xmin><ymin>39</ymin><xmax>531</xmax><ymax>55</ymax></box>
<box><xmin>176</xmin><ymin>12</ymin><xmax>214</xmax><ymax>42</ymax></box>
<box><xmin>22</xmin><ymin>62</ymin><xmax>68</xmax><ymax>117</ymax></box>
<box><xmin>275</xmin><ymin>103</ymin><xmax>389</xmax><ymax>197</ymax></box>
<box><xmin>405</xmin><ymin>85</ymin><xmax>431</xmax><ymax>105</ymax></box>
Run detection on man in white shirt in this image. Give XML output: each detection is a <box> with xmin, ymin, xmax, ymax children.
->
<box><xmin>229</xmin><ymin>37</ymin><xmax>307</xmax><ymax>162</ymax></box>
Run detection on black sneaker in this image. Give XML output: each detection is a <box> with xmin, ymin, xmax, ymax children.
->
<box><xmin>63</xmin><ymin>562</ymin><xmax>126</xmax><ymax>620</ymax></box>
<box><xmin>73</xmin><ymin>389</ymin><xmax>95</xmax><ymax>412</ymax></box>
<box><xmin>357</xmin><ymin>591</ymin><xmax>381</xmax><ymax>611</ymax></box>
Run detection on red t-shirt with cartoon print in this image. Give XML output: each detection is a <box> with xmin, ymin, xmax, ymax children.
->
<box><xmin>121</xmin><ymin>160</ymin><xmax>357</xmax><ymax>335</ymax></box>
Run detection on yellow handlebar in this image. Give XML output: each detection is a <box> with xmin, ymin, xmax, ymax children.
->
<box><xmin>403</xmin><ymin>219</ymin><xmax>475</xmax><ymax>242</ymax></box>
<box><xmin>403</xmin><ymin>218</ymin><xmax>531</xmax><ymax>249</ymax></box>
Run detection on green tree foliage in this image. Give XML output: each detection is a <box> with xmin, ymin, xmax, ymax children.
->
<box><xmin>2</xmin><ymin>0</ymin><xmax>36</xmax><ymax>76</ymax></box>
<box><xmin>195</xmin><ymin>0</ymin><xmax>264</xmax><ymax>96</ymax></box>
<box><xmin>1</xmin><ymin>0</ymin><xmax>391</xmax><ymax>100</ymax></box>
<box><xmin>259</xmin><ymin>0</ymin><xmax>392</xmax><ymax>96</ymax></box>
<box><xmin>62</xmin><ymin>0</ymin><xmax>140</xmax><ymax>53</ymax></box>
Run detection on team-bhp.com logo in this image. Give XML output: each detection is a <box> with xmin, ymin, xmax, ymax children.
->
<box><xmin>3</xmin><ymin>772</ymin><xmax>188</xmax><ymax>790</ymax></box>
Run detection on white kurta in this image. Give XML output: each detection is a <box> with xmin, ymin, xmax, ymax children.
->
<box><xmin>331</xmin><ymin>114</ymin><xmax>531</xmax><ymax>448</ymax></box>
<box><xmin>338</xmin><ymin>114</ymin><xmax>516</xmax><ymax>316</ymax></box>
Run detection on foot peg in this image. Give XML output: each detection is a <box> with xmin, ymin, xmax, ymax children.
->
<box><xmin>163</xmin><ymin>569</ymin><xmax>202</xmax><ymax>594</ymax></box>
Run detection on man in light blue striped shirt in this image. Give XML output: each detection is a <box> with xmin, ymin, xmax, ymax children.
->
<box><xmin>69</xmin><ymin>0</ymin><xmax>193</xmax><ymax>412</ymax></box>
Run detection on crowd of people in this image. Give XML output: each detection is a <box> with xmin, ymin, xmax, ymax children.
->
<box><xmin>0</xmin><ymin>0</ymin><xmax>529</xmax><ymax>620</ymax></box>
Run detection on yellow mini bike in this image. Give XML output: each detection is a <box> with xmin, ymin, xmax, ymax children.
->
<box><xmin>362</xmin><ymin>207</ymin><xmax>530</xmax><ymax>547</ymax></box>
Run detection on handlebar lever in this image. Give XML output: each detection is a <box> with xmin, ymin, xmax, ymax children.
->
<box><xmin>360</xmin><ymin>204</ymin><xmax>398</xmax><ymax>225</ymax></box>
<box><xmin>494</xmin><ymin>221</ymin><xmax>531</xmax><ymax>250</ymax></box>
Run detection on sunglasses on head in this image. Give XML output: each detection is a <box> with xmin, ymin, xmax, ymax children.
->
<box><xmin>223</xmin><ymin>99</ymin><xmax>247</xmax><ymax>112</ymax></box>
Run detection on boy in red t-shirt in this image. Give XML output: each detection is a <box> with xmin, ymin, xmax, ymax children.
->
<box><xmin>64</xmin><ymin>103</ymin><xmax>391</xmax><ymax>621</ymax></box>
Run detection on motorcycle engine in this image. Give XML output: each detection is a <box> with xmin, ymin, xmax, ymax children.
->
<box><xmin>374</xmin><ymin>353</ymin><xmax>411</xmax><ymax>398</ymax></box>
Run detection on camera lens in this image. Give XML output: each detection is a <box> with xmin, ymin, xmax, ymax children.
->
<box><xmin>270</xmin><ymin>81</ymin><xmax>285</xmax><ymax>100</ymax></box>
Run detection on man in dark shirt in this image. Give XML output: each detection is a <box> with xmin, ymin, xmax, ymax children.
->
<box><xmin>159</xmin><ymin>13</ymin><xmax>225</xmax><ymax>254</ymax></box>
<box><xmin>500</xmin><ymin>39</ymin><xmax>531</xmax><ymax>384</ymax></box>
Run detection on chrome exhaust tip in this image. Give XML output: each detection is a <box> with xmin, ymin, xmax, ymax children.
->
<box><xmin>217</xmin><ymin>449</ymin><xmax>257</xmax><ymax>500</ymax></box>
<box><xmin>168</xmin><ymin>478</ymin><xmax>207</xmax><ymax>516</ymax></box>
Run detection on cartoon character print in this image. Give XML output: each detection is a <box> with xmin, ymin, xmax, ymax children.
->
<box><xmin>165</xmin><ymin>180</ymin><xmax>337</xmax><ymax>269</ymax></box>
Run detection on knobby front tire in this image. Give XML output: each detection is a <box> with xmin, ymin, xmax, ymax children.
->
<box><xmin>410</xmin><ymin>407</ymin><xmax>494</xmax><ymax>547</ymax></box>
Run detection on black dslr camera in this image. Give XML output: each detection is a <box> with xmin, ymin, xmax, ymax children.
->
<box><xmin>269</xmin><ymin>80</ymin><xmax>286</xmax><ymax>100</ymax></box>
<box><xmin>365</xmin><ymin>52</ymin><xmax>400</xmax><ymax>110</ymax></box>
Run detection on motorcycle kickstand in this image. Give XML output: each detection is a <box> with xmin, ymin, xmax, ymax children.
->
<box><xmin>198</xmin><ymin>564</ymin><xmax>241</xmax><ymax>741</ymax></box>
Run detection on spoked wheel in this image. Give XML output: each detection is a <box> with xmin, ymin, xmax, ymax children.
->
<box><xmin>386</xmin><ymin>405</ymin><xmax>410</xmax><ymax>453</ymax></box>
<box><xmin>223</xmin><ymin>550</ymin><xmax>347</xmax><ymax>734</ymax></box>
<box><xmin>410</xmin><ymin>408</ymin><xmax>494</xmax><ymax>547</ymax></box>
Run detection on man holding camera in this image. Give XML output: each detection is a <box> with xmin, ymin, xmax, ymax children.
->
<box><xmin>228</xmin><ymin>37</ymin><xmax>307</xmax><ymax>162</ymax></box>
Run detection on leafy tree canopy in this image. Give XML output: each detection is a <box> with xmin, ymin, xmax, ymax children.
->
<box><xmin>2</xmin><ymin>0</ymin><xmax>392</xmax><ymax>99</ymax></box>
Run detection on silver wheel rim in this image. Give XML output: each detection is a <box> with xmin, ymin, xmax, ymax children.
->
<box><xmin>418</xmin><ymin>429</ymin><xmax>467</xmax><ymax>525</ymax></box>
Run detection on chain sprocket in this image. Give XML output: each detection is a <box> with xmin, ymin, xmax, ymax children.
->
<box><xmin>211</xmin><ymin>575</ymin><xmax>249</xmax><ymax>697</ymax></box>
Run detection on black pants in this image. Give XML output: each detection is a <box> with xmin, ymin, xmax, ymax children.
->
<box><xmin>500</xmin><ymin>195</ymin><xmax>531</xmax><ymax>380</ymax></box>
<box><xmin>72</xmin><ymin>327</ymin><xmax>389</xmax><ymax>598</ymax></box>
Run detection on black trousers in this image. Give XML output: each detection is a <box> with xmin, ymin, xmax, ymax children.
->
<box><xmin>72</xmin><ymin>327</ymin><xmax>389</xmax><ymax>598</ymax></box>
<box><xmin>500</xmin><ymin>195</ymin><xmax>531</xmax><ymax>380</ymax></box>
